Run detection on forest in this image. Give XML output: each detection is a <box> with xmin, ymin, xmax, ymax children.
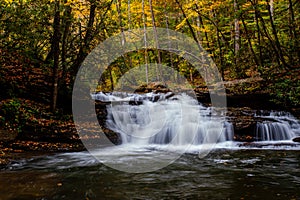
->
<box><xmin>1</xmin><ymin>0</ymin><xmax>300</xmax><ymax>199</ymax></box>
<box><xmin>0</xmin><ymin>0</ymin><xmax>299</xmax><ymax>149</ymax></box>
<box><xmin>1</xmin><ymin>0</ymin><xmax>299</xmax><ymax>108</ymax></box>
<box><xmin>0</xmin><ymin>0</ymin><xmax>299</xmax><ymax>145</ymax></box>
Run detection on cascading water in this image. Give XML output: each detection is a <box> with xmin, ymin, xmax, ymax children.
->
<box><xmin>93</xmin><ymin>92</ymin><xmax>233</xmax><ymax>147</ymax></box>
<box><xmin>92</xmin><ymin>92</ymin><xmax>300</xmax><ymax>150</ymax></box>
<box><xmin>254</xmin><ymin>111</ymin><xmax>300</xmax><ymax>141</ymax></box>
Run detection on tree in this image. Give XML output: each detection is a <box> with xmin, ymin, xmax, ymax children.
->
<box><xmin>51</xmin><ymin>0</ymin><xmax>61</xmax><ymax>112</ymax></box>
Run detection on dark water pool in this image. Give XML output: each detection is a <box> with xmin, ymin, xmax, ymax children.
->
<box><xmin>1</xmin><ymin>148</ymin><xmax>300</xmax><ymax>200</ymax></box>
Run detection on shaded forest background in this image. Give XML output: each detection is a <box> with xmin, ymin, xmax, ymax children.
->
<box><xmin>0</xmin><ymin>0</ymin><xmax>299</xmax><ymax>140</ymax></box>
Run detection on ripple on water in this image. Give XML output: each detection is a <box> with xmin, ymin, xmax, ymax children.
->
<box><xmin>1</xmin><ymin>148</ymin><xmax>300</xmax><ymax>199</ymax></box>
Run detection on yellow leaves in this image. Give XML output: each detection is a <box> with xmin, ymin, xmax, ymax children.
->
<box><xmin>69</xmin><ymin>0</ymin><xmax>90</xmax><ymax>19</ymax></box>
<box><xmin>257</xmin><ymin>1</ymin><xmax>269</xmax><ymax>6</ymax></box>
<box><xmin>208</xmin><ymin>1</ymin><xmax>222</xmax><ymax>10</ymax></box>
<box><xmin>242</xmin><ymin>2</ymin><xmax>252</xmax><ymax>9</ymax></box>
<box><xmin>192</xmin><ymin>0</ymin><xmax>223</xmax><ymax>11</ymax></box>
<box><xmin>192</xmin><ymin>24</ymin><xmax>211</xmax><ymax>33</ymax></box>
<box><xmin>3</xmin><ymin>0</ymin><xmax>28</xmax><ymax>5</ymax></box>
<box><xmin>175</xmin><ymin>18</ymin><xmax>187</xmax><ymax>30</ymax></box>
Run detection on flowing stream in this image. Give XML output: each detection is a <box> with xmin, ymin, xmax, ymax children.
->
<box><xmin>1</xmin><ymin>92</ymin><xmax>300</xmax><ymax>199</ymax></box>
<box><xmin>104</xmin><ymin>93</ymin><xmax>233</xmax><ymax>146</ymax></box>
<box><xmin>95</xmin><ymin>92</ymin><xmax>300</xmax><ymax>145</ymax></box>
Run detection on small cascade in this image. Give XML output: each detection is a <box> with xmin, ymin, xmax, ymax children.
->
<box><xmin>255</xmin><ymin>111</ymin><xmax>300</xmax><ymax>141</ymax></box>
<box><xmin>255</xmin><ymin>122</ymin><xmax>295</xmax><ymax>141</ymax></box>
<box><xmin>103</xmin><ymin>92</ymin><xmax>233</xmax><ymax>146</ymax></box>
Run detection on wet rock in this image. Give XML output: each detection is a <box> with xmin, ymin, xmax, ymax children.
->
<box><xmin>292</xmin><ymin>137</ymin><xmax>300</xmax><ymax>143</ymax></box>
<box><xmin>225</xmin><ymin>107</ymin><xmax>284</xmax><ymax>142</ymax></box>
<box><xmin>234</xmin><ymin>135</ymin><xmax>255</xmax><ymax>142</ymax></box>
<box><xmin>226</xmin><ymin>107</ymin><xmax>257</xmax><ymax>141</ymax></box>
<box><xmin>135</xmin><ymin>82</ymin><xmax>170</xmax><ymax>93</ymax></box>
<box><xmin>239</xmin><ymin>142</ymin><xmax>299</xmax><ymax>148</ymax></box>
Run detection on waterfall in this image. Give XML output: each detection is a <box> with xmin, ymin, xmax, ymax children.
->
<box><xmin>255</xmin><ymin>111</ymin><xmax>300</xmax><ymax>141</ymax></box>
<box><xmin>102</xmin><ymin>93</ymin><xmax>233</xmax><ymax>146</ymax></box>
<box><xmin>256</xmin><ymin>122</ymin><xmax>295</xmax><ymax>141</ymax></box>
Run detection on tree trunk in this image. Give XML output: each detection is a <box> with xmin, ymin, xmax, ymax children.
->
<box><xmin>241</xmin><ymin>15</ymin><xmax>260</xmax><ymax>68</ymax></box>
<box><xmin>51</xmin><ymin>0</ymin><xmax>61</xmax><ymax>112</ymax></box>
<box><xmin>72</xmin><ymin>2</ymin><xmax>96</xmax><ymax>77</ymax></box>
<box><xmin>194</xmin><ymin>4</ymin><xmax>234</xmax><ymax>55</ymax></box>
<box><xmin>176</xmin><ymin>0</ymin><xmax>201</xmax><ymax>51</ymax></box>
<box><xmin>149</xmin><ymin>0</ymin><xmax>164</xmax><ymax>84</ymax></box>
<box><xmin>254</xmin><ymin>3</ymin><xmax>282</xmax><ymax>68</ymax></box>
<box><xmin>127</xmin><ymin>0</ymin><xmax>131</xmax><ymax>29</ymax></box>
<box><xmin>288</xmin><ymin>0</ymin><xmax>299</xmax><ymax>63</ymax></box>
<box><xmin>252</xmin><ymin>0</ymin><xmax>263</xmax><ymax>66</ymax></box>
<box><xmin>61</xmin><ymin>3</ymin><xmax>72</xmax><ymax>85</ymax></box>
<box><xmin>198</xmin><ymin>15</ymin><xmax>211</xmax><ymax>54</ymax></box>
<box><xmin>234</xmin><ymin>0</ymin><xmax>240</xmax><ymax>66</ymax></box>
<box><xmin>266</xmin><ymin>0</ymin><xmax>289</xmax><ymax>68</ymax></box>
<box><xmin>216</xmin><ymin>28</ymin><xmax>225</xmax><ymax>80</ymax></box>
<box><xmin>142</xmin><ymin>0</ymin><xmax>149</xmax><ymax>84</ymax></box>
<box><xmin>109</xmin><ymin>69</ymin><xmax>114</xmax><ymax>91</ymax></box>
<box><xmin>269</xmin><ymin>0</ymin><xmax>274</xmax><ymax>17</ymax></box>
<box><xmin>164</xmin><ymin>2</ymin><xmax>177</xmax><ymax>83</ymax></box>
<box><xmin>116</xmin><ymin>0</ymin><xmax>126</xmax><ymax>45</ymax></box>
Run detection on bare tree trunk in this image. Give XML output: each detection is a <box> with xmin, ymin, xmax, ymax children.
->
<box><xmin>269</xmin><ymin>0</ymin><xmax>274</xmax><ymax>18</ymax></box>
<box><xmin>51</xmin><ymin>0</ymin><xmax>61</xmax><ymax>112</ymax></box>
<box><xmin>288</xmin><ymin>0</ymin><xmax>299</xmax><ymax>63</ymax></box>
<box><xmin>252</xmin><ymin>0</ymin><xmax>263</xmax><ymax>66</ymax></box>
<box><xmin>142</xmin><ymin>0</ymin><xmax>149</xmax><ymax>84</ymax></box>
<box><xmin>127</xmin><ymin>0</ymin><xmax>131</xmax><ymax>30</ymax></box>
<box><xmin>190</xmin><ymin>69</ymin><xmax>193</xmax><ymax>82</ymax></box>
<box><xmin>164</xmin><ymin>2</ymin><xmax>177</xmax><ymax>83</ymax></box>
<box><xmin>266</xmin><ymin>0</ymin><xmax>289</xmax><ymax>68</ymax></box>
<box><xmin>149</xmin><ymin>0</ymin><xmax>164</xmax><ymax>83</ymax></box>
<box><xmin>116</xmin><ymin>0</ymin><xmax>126</xmax><ymax>45</ymax></box>
<box><xmin>216</xmin><ymin>29</ymin><xmax>225</xmax><ymax>80</ymax></box>
<box><xmin>61</xmin><ymin>3</ymin><xmax>72</xmax><ymax>84</ymax></box>
<box><xmin>234</xmin><ymin>0</ymin><xmax>240</xmax><ymax>65</ymax></box>
<box><xmin>196</xmin><ymin>16</ymin><xmax>202</xmax><ymax>42</ymax></box>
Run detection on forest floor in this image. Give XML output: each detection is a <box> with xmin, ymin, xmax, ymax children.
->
<box><xmin>0</xmin><ymin>98</ymin><xmax>85</xmax><ymax>168</ymax></box>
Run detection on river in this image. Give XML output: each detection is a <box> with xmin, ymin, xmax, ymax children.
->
<box><xmin>1</xmin><ymin>147</ymin><xmax>300</xmax><ymax>199</ymax></box>
<box><xmin>1</xmin><ymin>92</ymin><xmax>300</xmax><ymax>199</ymax></box>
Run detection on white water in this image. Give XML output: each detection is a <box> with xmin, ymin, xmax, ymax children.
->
<box><xmin>92</xmin><ymin>92</ymin><xmax>300</xmax><ymax>153</ymax></box>
<box><xmin>101</xmin><ymin>93</ymin><xmax>232</xmax><ymax>147</ymax></box>
<box><xmin>92</xmin><ymin>91</ymin><xmax>175</xmax><ymax>103</ymax></box>
<box><xmin>255</xmin><ymin>111</ymin><xmax>300</xmax><ymax>141</ymax></box>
